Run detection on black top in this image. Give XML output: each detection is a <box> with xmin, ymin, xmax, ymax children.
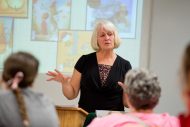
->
<box><xmin>75</xmin><ymin>52</ymin><xmax>132</xmax><ymax>113</ymax></box>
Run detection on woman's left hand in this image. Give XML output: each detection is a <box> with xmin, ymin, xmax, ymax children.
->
<box><xmin>118</xmin><ymin>81</ymin><xmax>126</xmax><ymax>90</ymax></box>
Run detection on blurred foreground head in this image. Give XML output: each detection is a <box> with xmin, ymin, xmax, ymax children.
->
<box><xmin>124</xmin><ymin>68</ymin><xmax>161</xmax><ymax>111</ymax></box>
<box><xmin>180</xmin><ymin>43</ymin><xmax>190</xmax><ymax>113</ymax></box>
<box><xmin>2</xmin><ymin>51</ymin><xmax>39</xmax><ymax>88</ymax></box>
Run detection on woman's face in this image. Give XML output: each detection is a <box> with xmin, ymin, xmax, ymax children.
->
<box><xmin>97</xmin><ymin>27</ymin><xmax>115</xmax><ymax>51</ymax></box>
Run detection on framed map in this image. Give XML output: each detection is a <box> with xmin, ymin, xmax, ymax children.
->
<box><xmin>86</xmin><ymin>0</ymin><xmax>137</xmax><ymax>38</ymax></box>
<box><xmin>0</xmin><ymin>0</ymin><xmax>28</xmax><ymax>17</ymax></box>
<box><xmin>0</xmin><ymin>17</ymin><xmax>13</xmax><ymax>69</ymax></box>
<box><xmin>57</xmin><ymin>31</ymin><xmax>93</xmax><ymax>74</ymax></box>
<box><xmin>32</xmin><ymin>0</ymin><xmax>71</xmax><ymax>41</ymax></box>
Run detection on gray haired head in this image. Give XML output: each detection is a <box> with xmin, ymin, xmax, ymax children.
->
<box><xmin>124</xmin><ymin>68</ymin><xmax>161</xmax><ymax>110</ymax></box>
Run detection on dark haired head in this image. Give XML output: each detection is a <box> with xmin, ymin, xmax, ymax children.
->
<box><xmin>124</xmin><ymin>68</ymin><xmax>161</xmax><ymax>110</ymax></box>
<box><xmin>1</xmin><ymin>52</ymin><xmax>39</xmax><ymax>127</ymax></box>
<box><xmin>2</xmin><ymin>52</ymin><xmax>39</xmax><ymax>88</ymax></box>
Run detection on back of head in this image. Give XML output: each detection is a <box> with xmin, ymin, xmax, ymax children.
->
<box><xmin>124</xmin><ymin>68</ymin><xmax>161</xmax><ymax>110</ymax></box>
<box><xmin>2</xmin><ymin>51</ymin><xmax>39</xmax><ymax>88</ymax></box>
<box><xmin>180</xmin><ymin>42</ymin><xmax>190</xmax><ymax>117</ymax></box>
<box><xmin>1</xmin><ymin>52</ymin><xmax>39</xmax><ymax>127</ymax></box>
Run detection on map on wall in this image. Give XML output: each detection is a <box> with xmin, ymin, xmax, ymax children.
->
<box><xmin>0</xmin><ymin>0</ymin><xmax>28</xmax><ymax>17</ymax></box>
<box><xmin>0</xmin><ymin>17</ymin><xmax>13</xmax><ymax>69</ymax></box>
<box><xmin>86</xmin><ymin>0</ymin><xmax>137</xmax><ymax>38</ymax></box>
<box><xmin>31</xmin><ymin>0</ymin><xmax>71</xmax><ymax>42</ymax></box>
<box><xmin>57</xmin><ymin>31</ymin><xmax>93</xmax><ymax>74</ymax></box>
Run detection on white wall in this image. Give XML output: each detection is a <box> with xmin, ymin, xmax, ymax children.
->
<box><xmin>143</xmin><ymin>0</ymin><xmax>190</xmax><ymax>115</ymax></box>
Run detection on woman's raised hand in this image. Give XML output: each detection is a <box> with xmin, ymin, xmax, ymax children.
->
<box><xmin>118</xmin><ymin>81</ymin><xmax>127</xmax><ymax>92</ymax></box>
<box><xmin>46</xmin><ymin>69</ymin><xmax>71</xmax><ymax>85</ymax></box>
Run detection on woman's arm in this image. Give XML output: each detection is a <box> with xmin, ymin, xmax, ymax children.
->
<box><xmin>118</xmin><ymin>81</ymin><xmax>128</xmax><ymax>107</ymax></box>
<box><xmin>62</xmin><ymin>69</ymin><xmax>81</xmax><ymax>99</ymax></box>
<box><xmin>46</xmin><ymin>69</ymin><xmax>81</xmax><ymax>100</ymax></box>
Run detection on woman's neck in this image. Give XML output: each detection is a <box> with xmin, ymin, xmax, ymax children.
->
<box><xmin>97</xmin><ymin>50</ymin><xmax>115</xmax><ymax>58</ymax></box>
<box><xmin>96</xmin><ymin>51</ymin><xmax>116</xmax><ymax>65</ymax></box>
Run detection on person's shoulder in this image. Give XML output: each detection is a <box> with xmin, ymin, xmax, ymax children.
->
<box><xmin>88</xmin><ymin>113</ymin><xmax>129</xmax><ymax>127</ymax></box>
<box><xmin>178</xmin><ymin>112</ymin><xmax>190</xmax><ymax>120</ymax></box>
<box><xmin>23</xmin><ymin>88</ymin><xmax>54</xmax><ymax>106</ymax></box>
<box><xmin>153</xmin><ymin>113</ymin><xmax>180</xmax><ymax>126</ymax></box>
<box><xmin>178</xmin><ymin>113</ymin><xmax>190</xmax><ymax>127</ymax></box>
<box><xmin>83</xmin><ymin>52</ymin><xmax>96</xmax><ymax>57</ymax></box>
<box><xmin>117</xmin><ymin>54</ymin><xmax>130</xmax><ymax>64</ymax></box>
<box><xmin>78</xmin><ymin>52</ymin><xmax>96</xmax><ymax>60</ymax></box>
<box><xmin>79</xmin><ymin>52</ymin><xmax>96</xmax><ymax>62</ymax></box>
<box><xmin>0</xmin><ymin>89</ymin><xmax>5</xmax><ymax>95</ymax></box>
<box><xmin>159</xmin><ymin>112</ymin><xmax>178</xmax><ymax>119</ymax></box>
<box><xmin>116</xmin><ymin>55</ymin><xmax>131</xmax><ymax>69</ymax></box>
<box><xmin>147</xmin><ymin>112</ymin><xmax>178</xmax><ymax>120</ymax></box>
<box><xmin>0</xmin><ymin>90</ymin><xmax>13</xmax><ymax>107</ymax></box>
<box><xmin>0</xmin><ymin>89</ymin><xmax>12</xmax><ymax>98</ymax></box>
<box><xmin>75</xmin><ymin>52</ymin><xmax>96</xmax><ymax>72</ymax></box>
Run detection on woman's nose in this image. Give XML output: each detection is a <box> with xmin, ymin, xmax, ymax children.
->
<box><xmin>105</xmin><ymin>34</ymin><xmax>109</xmax><ymax>39</ymax></box>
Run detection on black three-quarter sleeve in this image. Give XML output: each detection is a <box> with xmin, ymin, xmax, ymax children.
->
<box><xmin>125</xmin><ymin>60</ymin><xmax>132</xmax><ymax>72</ymax></box>
<box><xmin>74</xmin><ymin>55</ymin><xmax>86</xmax><ymax>73</ymax></box>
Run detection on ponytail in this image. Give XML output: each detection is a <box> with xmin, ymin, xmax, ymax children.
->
<box><xmin>8</xmin><ymin>72</ymin><xmax>30</xmax><ymax>127</ymax></box>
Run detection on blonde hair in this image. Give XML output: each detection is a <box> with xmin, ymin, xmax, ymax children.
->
<box><xmin>91</xmin><ymin>20</ymin><xmax>121</xmax><ymax>51</ymax></box>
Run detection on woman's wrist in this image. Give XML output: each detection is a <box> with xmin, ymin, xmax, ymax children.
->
<box><xmin>61</xmin><ymin>80</ymin><xmax>70</xmax><ymax>87</ymax></box>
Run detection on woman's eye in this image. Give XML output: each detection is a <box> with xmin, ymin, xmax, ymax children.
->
<box><xmin>108</xmin><ymin>33</ymin><xmax>113</xmax><ymax>36</ymax></box>
<box><xmin>100</xmin><ymin>34</ymin><xmax>105</xmax><ymax>37</ymax></box>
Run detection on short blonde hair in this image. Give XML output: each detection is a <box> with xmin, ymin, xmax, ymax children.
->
<box><xmin>91</xmin><ymin>20</ymin><xmax>121</xmax><ymax>51</ymax></box>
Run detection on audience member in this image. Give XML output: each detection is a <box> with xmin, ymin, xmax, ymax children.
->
<box><xmin>88</xmin><ymin>68</ymin><xmax>179</xmax><ymax>127</ymax></box>
<box><xmin>179</xmin><ymin>43</ymin><xmax>190</xmax><ymax>127</ymax></box>
<box><xmin>0</xmin><ymin>52</ymin><xmax>59</xmax><ymax>127</ymax></box>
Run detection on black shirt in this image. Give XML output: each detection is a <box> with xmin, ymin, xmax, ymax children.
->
<box><xmin>75</xmin><ymin>52</ymin><xmax>131</xmax><ymax>113</ymax></box>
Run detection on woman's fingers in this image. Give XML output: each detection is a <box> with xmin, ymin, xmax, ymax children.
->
<box><xmin>46</xmin><ymin>69</ymin><xmax>67</xmax><ymax>83</ymax></box>
<box><xmin>47</xmin><ymin>70</ymin><xmax>63</xmax><ymax>77</ymax></box>
<box><xmin>55</xmin><ymin>69</ymin><xmax>62</xmax><ymax>75</ymax></box>
<box><xmin>118</xmin><ymin>81</ymin><xmax>127</xmax><ymax>90</ymax></box>
<box><xmin>46</xmin><ymin>75</ymin><xmax>62</xmax><ymax>82</ymax></box>
<box><xmin>47</xmin><ymin>71</ymin><xmax>57</xmax><ymax>76</ymax></box>
<box><xmin>46</xmin><ymin>77</ymin><xmax>55</xmax><ymax>81</ymax></box>
<box><xmin>54</xmin><ymin>69</ymin><xmax>66</xmax><ymax>78</ymax></box>
<box><xmin>118</xmin><ymin>81</ymin><xmax>124</xmax><ymax>87</ymax></box>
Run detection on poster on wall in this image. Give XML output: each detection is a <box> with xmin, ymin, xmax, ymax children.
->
<box><xmin>0</xmin><ymin>17</ymin><xmax>13</xmax><ymax>69</ymax></box>
<box><xmin>86</xmin><ymin>0</ymin><xmax>137</xmax><ymax>38</ymax></box>
<box><xmin>31</xmin><ymin>0</ymin><xmax>71</xmax><ymax>42</ymax></box>
<box><xmin>57</xmin><ymin>30</ymin><xmax>93</xmax><ymax>74</ymax></box>
<box><xmin>0</xmin><ymin>0</ymin><xmax>28</xmax><ymax>17</ymax></box>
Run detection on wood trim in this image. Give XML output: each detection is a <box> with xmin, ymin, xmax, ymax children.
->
<box><xmin>56</xmin><ymin>105</ymin><xmax>89</xmax><ymax>127</ymax></box>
